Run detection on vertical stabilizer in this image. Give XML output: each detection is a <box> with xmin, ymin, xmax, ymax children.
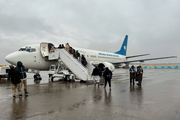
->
<box><xmin>114</xmin><ymin>35</ymin><xmax>128</xmax><ymax>56</ymax></box>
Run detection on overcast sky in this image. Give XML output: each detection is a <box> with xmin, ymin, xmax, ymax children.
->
<box><xmin>0</xmin><ymin>0</ymin><xmax>180</xmax><ymax>65</ymax></box>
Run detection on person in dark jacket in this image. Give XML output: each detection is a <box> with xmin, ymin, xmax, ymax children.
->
<box><xmin>8</xmin><ymin>65</ymin><xmax>22</xmax><ymax>98</ymax></box>
<box><xmin>129</xmin><ymin>65</ymin><xmax>136</xmax><ymax>84</ymax></box>
<box><xmin>136</xmin><ymin>65</ymin><xmax>143</xmax><ymax>86</ymax></box>
<box><xmin>77</xmin><ymin>51</ymin><xmax>80</xmax><ymax>62</ymax></box>
<box><xmin>103</xmin><ymin>67</ymin><xmax>112</xmax><ymax>90</ymax></box>
<box><xmin>58</xmin><ymin>44</ymin><xmax>62</xmax><ymax>49</ymax></box>
<box><xmin>74</xmin><ymin>50</ymin><xmax>78</xmax><ymax>59</ymax></box>
<box><xmin>61</xmin><ymin>44</ymin><xmax>65</xmax><ymax>49</ymax></box>
<box><xmin>16</xmin><ymin>61</ymin><xmax>28</xmax><ymax>95</ymax></box>
<box><xmin>69</xmin><ymin>47</ymin><xmax>72</xmax><ymax>54</ymax></box>
<box><xmin>73</xmin><ymin>49</ymin><xmax>77</xmax><ymax>58</ymax></box>
<box><xmin>81</xmin><ymin>55</ymin><xmax>87</xmax><ymax>66</ymax></box>
<box><xmin>92</xmin><ymin>65</ymin><xmax>101</xmax><ymax>85</ymax></box>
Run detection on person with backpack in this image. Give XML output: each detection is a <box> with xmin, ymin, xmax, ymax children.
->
<box><xmin>16</xmin><ymin>61</ymin><xmax>28</xmax><ymax>95</ymax></box>
<box><xmin>8</xmin><ymin>65</ymin><xmax>22</xmax><ymax>98</ymax></box>
<box><xmin>103</xmin><ymin>67</ymin><xmax>112</xmax><ymax>90</ymax></box>
<box><xmin>91</xmin><ymin>65</ymin><xmax>101</xmax><ymax>86</ymax></box>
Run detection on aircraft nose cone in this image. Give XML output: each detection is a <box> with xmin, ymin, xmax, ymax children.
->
<box><xmin>5</xmin><ymin>52</ymin><xmax>19</xmax><ymax>65</ymax></box>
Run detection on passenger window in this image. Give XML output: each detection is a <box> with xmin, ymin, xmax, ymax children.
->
<box><xmin>50</xmin><ymin>66</ymin><xmax>55</xmax><ymax>70</ymax></box>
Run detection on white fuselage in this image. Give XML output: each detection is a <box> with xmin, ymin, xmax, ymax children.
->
<box><xmin>74</xmin><ymin>47</ymin><xmax>126</xmax><ymax>63</ymax></box>
<box><xmin>5</xmin><ymin>44</ymin><xmax>126</xmax><ymax>70</ymax></box>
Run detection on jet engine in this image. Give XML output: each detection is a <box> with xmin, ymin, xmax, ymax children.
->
<box><xmin>98</xmin><ymin>62</ymin><xmax>115</xmax><ymax>72</ymax></box>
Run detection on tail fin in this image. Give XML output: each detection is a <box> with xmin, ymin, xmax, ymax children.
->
<box><xmin>114</xmin><ymin>35</ymin><xmax>128</xmax><ymax>56</ymax></box>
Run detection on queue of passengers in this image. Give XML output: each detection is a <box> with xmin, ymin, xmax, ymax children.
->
<box><xmin>65</xmin><ymin>43</ymin><xmax>88</xmax><ymax>66</ymax></box>
<box><xmin>53</xmin><ymin>43</ymin><xmax>87</xmax><ymax>67</ymax></box>
<box><xmin>129</xmin><ymin>65</ymin><xmax>143</xmax><ymax>86</ymax></box>
<box><xmin>58</xmin><ymin>44</ymin><xmax>65</xmax><ymax>49</ymax></box>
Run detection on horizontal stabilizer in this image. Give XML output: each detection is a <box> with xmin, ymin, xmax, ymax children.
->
<box><xmin>126</xmin><ymin>54</ymin><xmax>150</xmax><ymax>59</ymax></box>
<box><xmin>112</xmin><ymin>56</ymin><xmax>177</xmax><ymax>64</ymax></box>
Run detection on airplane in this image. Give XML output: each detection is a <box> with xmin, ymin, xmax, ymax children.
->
<box><xmin>5</xmin><ymin>35</ymin><xmax>177</xmax><ymax>80</ymax></box>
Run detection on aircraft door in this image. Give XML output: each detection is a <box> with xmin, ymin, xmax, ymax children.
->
<box><xmin>40</xmin><ymin>42</ymin><xmax>49</xmax><ymax>58</ymax></box>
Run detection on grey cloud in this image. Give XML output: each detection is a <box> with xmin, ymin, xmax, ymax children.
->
<box><xmin>0</xmin><ymin>0</ymin><xmax>180</xmax><ymax>65</ymax></box>
<box><xmin>0</xmin><ymin>13</ymin><xmax>53</xmax><ymax>34</ymax></box>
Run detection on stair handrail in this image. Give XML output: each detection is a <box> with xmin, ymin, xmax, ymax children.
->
<box><xmin>60</xmin><ymin>49</ymin><xmax>88</xmax><ymax>73</ymax></box>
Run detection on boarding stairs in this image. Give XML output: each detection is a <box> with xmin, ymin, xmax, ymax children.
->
<box><xmin>48</xmin><ymin>49</ymin><xmax>94</xmax><ymax>81</ymax></box>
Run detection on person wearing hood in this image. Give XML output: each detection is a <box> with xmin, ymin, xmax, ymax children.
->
<box><xmin>16</xmin><ymin>61</ymin><xmax>28</xmax><ymax>95</ymax></box>
<box><xmin>136</xmin><ymin>65</ymin><xmax>143</xmax><ymax>86</ymax></box>
<box><xmin>103</xmin><ymin>67</ymin><xmax>112</xmax><ymax>90</ymax></box>
<box><xmin>129</xmin><ymin>65</ymin><xmax>136</xmax><ymax>84</ymax></box>
<box><xmin>8</xmin><ymin>65</ymin><xmax>22</xmax><ymax>98</ymax></box>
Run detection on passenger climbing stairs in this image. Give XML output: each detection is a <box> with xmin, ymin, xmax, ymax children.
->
<box><xmin>48</xmin><ymin>49</ymin><xmax>94</xmax><ymax>81</ymax></box>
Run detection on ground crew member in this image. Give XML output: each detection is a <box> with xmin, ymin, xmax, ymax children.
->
<box><xmin>137</xmin><ymin>65</ymin><xmax>143</xmax><ymax>86</ymax></box>
<box><xmin>16</xmin><ymin>61</ymin><xmax>28</xmax><ymax>95</ymax></box>
<box><xmin>129</xmin><ymin>65</ymin><xmax>136</xmax><ymax>84</ymax></box>
<box><xmin>91</xmin><ymin>65</ymin><xmax>101</xmax><ymax>86</ymax></box>
<box><xmin>8</xmin><ymin>65</ymin><xmax>22</xmax><ymax>98</ymax></box>
<box><xmin>103</xmin><ymin>67</ymin><xmax>112</xmax><ymax>90</ymax></box>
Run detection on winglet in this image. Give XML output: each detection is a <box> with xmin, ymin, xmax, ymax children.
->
<box><xmin>114</xmin><ymin>35</ymin><xmax>128</xmax><ymax>56</ymax></box>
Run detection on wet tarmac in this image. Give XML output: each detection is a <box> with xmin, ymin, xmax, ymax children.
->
<box><xmin>0</xmin><ymin>69</ymin><xmax>180</xmax><ymax>120</ymax></box>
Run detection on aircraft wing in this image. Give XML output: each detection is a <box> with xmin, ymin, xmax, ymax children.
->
<box><xmin>112</xmin><ymin>56</ymin><xmax>177</xmax><ymax>64</ymax></box>
<box><xmin>126</xmin><ymin>54</ymin><xmax>150</xmax><ymax>59</ymax></box>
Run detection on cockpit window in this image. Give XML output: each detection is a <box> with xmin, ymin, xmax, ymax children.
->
<box><xmin>26</xmin><ymin>49</ymin><xmax>31</xmax><ymax>52</ymax></box>
<box><xmin>19</xmin><ymin>48</ymin><xmax>36</xmax><ymax>52</ymax></box>
<box><xmin>26</xmin><ymin>48</ymin><xmax>36</xmax><ymax>52</ymax></box>
<box><xmin>31</xmin><ymin>49</ymin><xmax>36</xmax><ymax>52</ymax></box>
<box><xmin>19</xmin><ymin>48</ymin><xmax>26</xmax><ymax>51</ymax></box>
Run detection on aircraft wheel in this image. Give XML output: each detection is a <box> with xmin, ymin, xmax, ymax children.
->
<box><xmin>51</xmin><ymin>77</ymin><xmax>54</xmax><ymax>82</ymax></box>
<box><xmin>64</xmin><ymin>75</ymin><xmax>70</xmax><ymax>81</ymax></box>
<box><xmin>49</xmin><ymin>74</ymin><xmax>52</xmax><ymax>78</ymax></box>
<box><xmin>34</xmin><ymin>75</ymin><xmax>37</xmax><ymax>79</ymax></box>
<box><xmin>67</xmin><ymin>76</ymin><xmax>70</xmax><ymax>81</ymax></box>
<box><xmin>36</xmin><ymin>74</ymin><xmax>42</xmax><ymax>80</ymax></box>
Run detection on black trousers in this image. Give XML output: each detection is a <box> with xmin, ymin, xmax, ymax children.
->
<box><xmin>105</xmin><ymin>78</ymin><xmax>111</xmax><ymax>87</ymax></box>
<box><xmin>130</xmin><ymin>78</ymin><xmax>135</xmax><ymax>84</ymax></box>
<box><xmin>138</xmin><ymin>80</ymin><xmax>142</xmax><ymax>86</ymax></box>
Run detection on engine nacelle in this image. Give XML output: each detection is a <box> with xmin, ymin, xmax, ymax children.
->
<box><xmin>98</xmin><ymin>62</ymin><xmax>115</xmax><ymax>72</ymax></box>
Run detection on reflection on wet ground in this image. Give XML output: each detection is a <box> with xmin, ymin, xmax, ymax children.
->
<box><xmin>0</xmin><ymin>69</ymin><xmax>180</xmax><ymax>120</ymax></box>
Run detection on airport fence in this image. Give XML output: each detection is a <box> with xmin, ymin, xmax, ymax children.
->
<box><xmin>129</xmin><ymin>66</ymin><xmax>180</xmax><ymax>69</ymax></box>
